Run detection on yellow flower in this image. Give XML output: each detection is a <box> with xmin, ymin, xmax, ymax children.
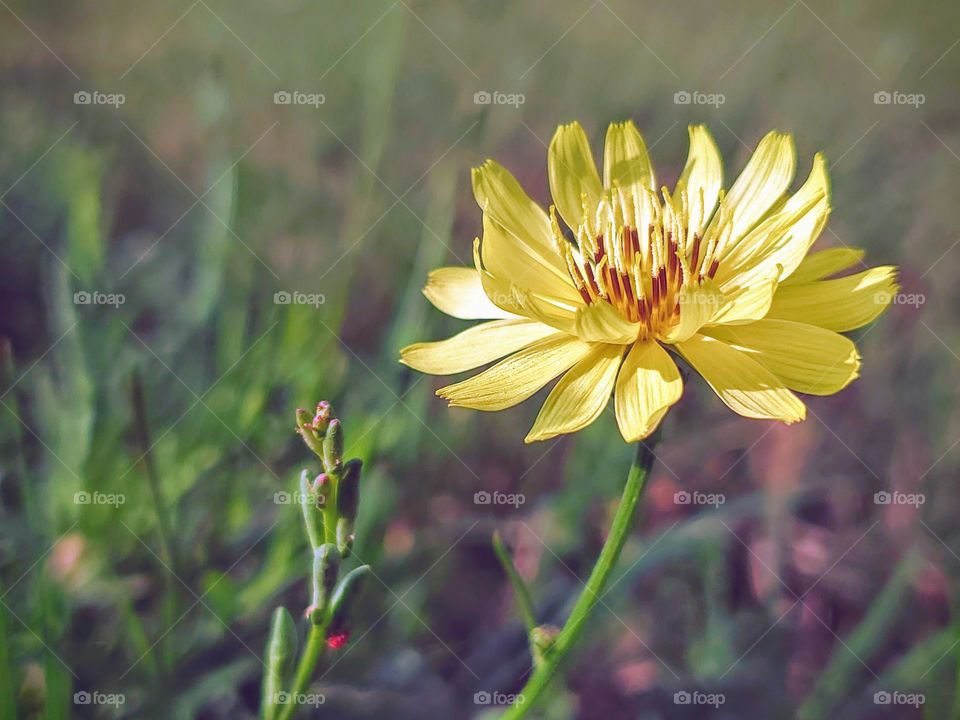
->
<box><xmin>401</xmin><ymin>122</ymin><xmax>897</xmax><ymax>443</ymax></box>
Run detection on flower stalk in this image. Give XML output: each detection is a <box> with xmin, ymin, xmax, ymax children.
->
<box><xmin>501</xmin><ymin>434</ymin><xmax>660</xmax><ymax>719</ymax></box>
<box><xmin>260</xmin><ymin>403</ymin><xmax>373</xmax><ymax>720</ymax></box>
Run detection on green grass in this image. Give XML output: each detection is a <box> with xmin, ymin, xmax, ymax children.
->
<box><xmin>1</xmin><ymin>1</ymin><xmax>960</xmax><ymax>717</ymax></box>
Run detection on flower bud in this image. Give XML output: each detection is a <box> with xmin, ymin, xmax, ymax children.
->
<box><xmin>312</xmin><ymin>401</ymin><xmax>332</xmax><ymax>433</ymax></box>
<box><xmin>312</xmin><ymin>473</ymin><xmax>330</xmax><ymax>506</ymax></box>
<box><xmin>298</xmin><ymin>469</ymin><xmax>323</xmax><ymax>550</ymax></box>
<box><xmin>322</xmin><ymin>419</ymin><xmax>344</xmax><ymax>472</ymax></box>
<box><xmin>531</xmin><ymin>624</ymin><xmax>561</xmax><ymax>663</ymax></box>
<box><xmin>295</xmin><ymin>407</ymin><xmax>324</xmax><ymax>458</ymax></box>
<box><xmin>295</xmin><ymin>407</ymin><xmax>313</xmax><ymax>429</ymax></box>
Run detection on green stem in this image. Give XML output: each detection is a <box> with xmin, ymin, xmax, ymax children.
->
<box><xmin>492</xmin><ymin>530</ymin><xmax>538</xmax><ymax>633</ymax></box>
<box><xmin>502</xmin><ymin>436</ymin><xmax>659</xmax><ymax>720</ymax></box>
<box><xmin>276</xmin><ymin>622</ymin><xmax>328</xmax><ymax>720</ymax></box>
<box><xmin>130</xmin><ymin>371</ymin><xmax>178</xmax><ymax>676</ymax></box>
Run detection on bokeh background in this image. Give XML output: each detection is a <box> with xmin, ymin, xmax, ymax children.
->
<box><xmin>1</xmin><ymin>1</ymin><xmax>958</xmax><ymax>718</ymax></box>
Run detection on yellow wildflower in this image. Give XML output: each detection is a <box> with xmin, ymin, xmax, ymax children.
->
<box><xmin>401</xmin><ymin>122</ymin><xmax>897</xmax><ymax>443</ymax></box>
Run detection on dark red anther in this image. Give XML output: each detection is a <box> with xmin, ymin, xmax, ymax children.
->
<box><xmin>690</xmin><ymin>234</ymin><xmax>702</xmax><ymax>271</ymax></box>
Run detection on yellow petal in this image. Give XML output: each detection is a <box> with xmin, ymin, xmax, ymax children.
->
<box><xmin>717</xmin><ymin>153</ymin><xmax>828</xmax><ymax>288</ymax></box>
<box><xmin>765</xmin><ymin>266</ymin><xmax>898</xmax><ymax>332</ymax></box>
<box><xmin>708</xmin><ymin>267</ymin><xmax>780</xmax><ymax>326</ymax></box>
<box><xmin>472</xmin><ymin>239</ymin><xmax>581</xmax><ymax>336</ymax></box>
<box><xmin>525</xmin><ymin>344</ymin><xmax>624</xmax><ymax>442</ymax></box>
<box><xmin>549</xmin><ymin>122</ymin><xmax>603</xmax><ymax>230</ymax></box>
<box><xmin>709</xmin><ymin>130</ymin><xmax>796</xmax><ymax>242</ymax></box>
<box><xmin>437</xmin><ymin>334</ymin><xmax>592</xmax><ymax>411</ymax></box>
<box><xmin>676</xmin><ymin>333</ymin><xmax>806</xmax><ymax>422</ymax></box>
<box><xmin>423</xmin><ymin>267</ymin><xmax>516</xmax><ymax>320</ymax></box>
<box><xmin>478</xmin><ymin>212</ymin><xmax>581</xmax><ymax>304</ymax></box>
<box><xmin>614</xmin><ymin>341</ymin><xmax>684</xmax><ymax>441</ymax></box>
<box><xmin>472</xmin><ymin>159</ymin><xmax>553</xmax><ymax>252</ymax></box>
<box><xmin>400</xmin><ymin>319</ymin><xmax>557</xmax><ymax>375</ymax></box>
<box><xmin>603</xmin><ymin>120</ymin><xmax>655</xmax><ymax>194</ymax></box>
<box><xmin>574</xmin><ymin>302</ymin><xmax>640</xmax><ymax>343</ymax></box>
<box><xmin>701</xmin><ymin>319</ymin><xmax>860</xmax><ymax>395</ymax></box>
<box><xmin>673</xmin><ymin>125</ymin><xmax>722</xmax><ymax>235</ymax></box>
<box><xmin>661</xmin><ymin>279</ymin><xmax>725</xmax><ymax>343</ymax></box>
<box><xmin>782</xmin><ymin>247</ymin><xmax>865</xmax><ymax>285</ymax></box>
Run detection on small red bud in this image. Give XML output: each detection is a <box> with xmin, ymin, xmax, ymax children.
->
<box><xmin>325</xmin><ymin>632</ymin><xmax>349</xmax><ymax>650</ymax></box>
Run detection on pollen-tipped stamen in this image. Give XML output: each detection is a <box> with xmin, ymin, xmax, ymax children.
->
<box><xmin>554</xmin><ymin>187</ymin><xmax>728</xmax><ymax>340</ymax></box>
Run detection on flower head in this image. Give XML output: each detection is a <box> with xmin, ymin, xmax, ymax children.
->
<box><xmin>401</xmin><ymin>122</ymin><xmax>897</xmax><ymax>443</ymax></box>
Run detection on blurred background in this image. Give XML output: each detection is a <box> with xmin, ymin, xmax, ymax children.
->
<box><xmin>1</xmin><ymin>0</ymin><xmax>958</xmax><ymax>717</ymax></box>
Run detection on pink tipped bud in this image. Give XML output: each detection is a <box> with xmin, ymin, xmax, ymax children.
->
<box><xmin>312</xmin><ymin>401</ymin><xmax>333</xmax><ymax>432</ymax></box>
<box><xmin>325</xmin><ymin>632</ymin><xmax>349</xmax><ymax>650</ymax></box>
<box><xmin>313</xmin><ymin>473</ymin><xmax>329</xmax><ymax>490</ymax></box>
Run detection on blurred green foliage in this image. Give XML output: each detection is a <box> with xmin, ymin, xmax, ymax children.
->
<box><xmin>1</xmin><ymin>1</ymin><xmax>959</xmax><ymax>718</ymax></box>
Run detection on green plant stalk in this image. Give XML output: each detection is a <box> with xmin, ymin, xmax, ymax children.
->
<box><xmin>502</xmin><ymin>437</ymin><xmax>659</xmax><ymax>719</ymax></box>
<box><xmin>492</xmin><ymin>530</ymin><xmax>537</xmax><ymax>633</ymax></box>
<box><xmin>130</xmin><ymin>371</ymin><xmax>178</xmax><ymax>675</ymax></box>
<box><xmin>276</xmin><ymin>622</ymin><xmax>329</xmax><ymax>720</ymax></box>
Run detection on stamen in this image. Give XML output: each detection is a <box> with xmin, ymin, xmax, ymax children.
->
<box><xmin>552</xmin><ymin>185</ymin><xmax>726</xmax><ymax>341</ymax></box>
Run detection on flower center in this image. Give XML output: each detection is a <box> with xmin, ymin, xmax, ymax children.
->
<box><xmin>552</xmin><ymin>187</ymin><xmax>729</xmax><ymax>340</ymax></box>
